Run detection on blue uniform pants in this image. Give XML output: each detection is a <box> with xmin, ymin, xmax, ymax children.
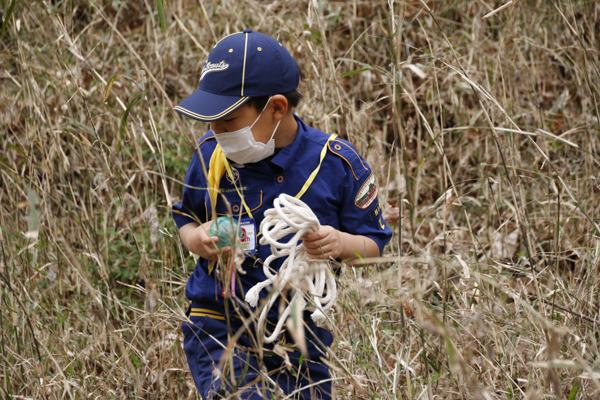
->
<box><xmin>182</xmin><ymin>307</ymin><xmax>333</xmax><ymax>399</ymax></box>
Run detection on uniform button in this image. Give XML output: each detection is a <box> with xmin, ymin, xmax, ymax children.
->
<box><xmin>232</xmin><ymin>204</ymin><xmax>240</xmax><ymax>213</ymax></box>
<box><xmin>334</xmin><ymin>143</ymin><xmax>342</xmax><ymax>151</ymax></box>
<box><xmin>243</xmin><ymin>29</ymin><xmax>253</xmax><ymax>33</ymax></box>
<box><xmin>276</xmin><ymin>175</ymin><xmax>284</xmax><ymax>183</ymax></box>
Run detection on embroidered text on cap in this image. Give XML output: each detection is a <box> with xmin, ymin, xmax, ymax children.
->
<box><xmin>200</xmin><ymin>61</ymin><xmax>230</xmax><ymax>82</ymax></box>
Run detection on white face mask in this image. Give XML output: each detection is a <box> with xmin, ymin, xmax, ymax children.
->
<box><xmin>212</xmin><ymin>97</ymin><xmax>281</xmax><ymax>165</ymax></box>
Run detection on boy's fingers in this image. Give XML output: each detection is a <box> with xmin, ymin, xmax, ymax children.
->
<box><xmin>205</xmin><ymin>246</ymin><xmax>227</xmax><ymax>261</ymax></box>
<box><xmin>306</xmin><ymin>226</ymin><xmax>334</xmax><ymax>240</ymax></box>
<box><xmin>304</xmin><ymin>231</ymin><xmax>324</xmax><ymax>242</ymax></box>
<box><xmin>303</xmin><ymin>240</ymin><xmax>317</xmax><ymax>249</ymax></box>
<box><xmin>202</xmin><ymin>236</ymin><xmax>219</xmax><ymax>245</ymax></box>
<box><xmin>304</xmin><ymin>241</ymin><xmax>323</xmax><ymax>250</ymax></box>
<box><xmin>305</xmin><ymin>235</ymin><xmax>330</xmax><ymax>247</ymax></box>
<box><xmin>305</xmin><ymin>244</ymin><xmax>327</xmax><ymax>254</ymax></box>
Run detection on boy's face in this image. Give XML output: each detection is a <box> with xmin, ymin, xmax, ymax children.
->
<box><xmin>210</xmin><ymin>103</ymin><xmax>275</xmax><ymax>144</ymax></box>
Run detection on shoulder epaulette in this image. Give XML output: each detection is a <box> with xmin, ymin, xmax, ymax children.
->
<box><xmin>327</xmin><ymin>139</ymin><xmax>368</xmax><ymax>181</ymax></box>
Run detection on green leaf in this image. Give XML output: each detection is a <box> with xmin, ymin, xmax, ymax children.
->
<box><xmin>103</xmin><ymin>75</ymin><xmax>117</xmax><ymax>103</ymax></box>
<box><xmin>337</xmin><ymin>57</ymin><xmax>393</xmax><ymax>79</ymax></box>
<box><xmin>118</xmin><ymin>94</ymin><xmax>142</xmax><ymax>153</ymax></box>
<box><xmin>130</xmin><ymin>354</ymin><xmax>141</xmax><ymax>369</ymax></box>
<box><xmin>52</xmin><ymin>0</ymin><xmax>67</xmax><ymax>12</ymax></box>
<box><xmin>157</xmin><ymin>0</ymin><xmax>166</xmax><ymax>33</ymax></box>
<box><xmin>62</xmin><ymin>116</ymin><xmax>96</xmax><ymax>137</ymax></box>
<box><xmin>341</xmin><ymin>67</ymin><xmax>372</xmax><ymax>77</ymax></box>
<box><xmin>7</xmin><ymin>143</ymin><xmax>26</xmax><ymax>156</ymax></box>
<box><xmin>568</xmin><ymin>379</ymin><xmax>579</xmax><ymax>400</ymax></box>
<box><xmin>352</xmin><ymin>249</ymin><xmax>364</xmax><ymax>260</ymax></box>
<box><xmin>1</xmin><ymin>0</ymin><xmax>16</xmax><ymax>37</ymax></box>
<box><xmin>0</xmin><ymin>156</ymin><xmax>11</xmax><ymax>171</ymax></box>
<box><xmin>0</xmin><ymin>384</ymin><xmax>12</xmax><ymax>398</ymax></box>
<box><xmin>302</xmin><ymin>23</ymin><xmax>321</xmax><ymax>41</ymax></box>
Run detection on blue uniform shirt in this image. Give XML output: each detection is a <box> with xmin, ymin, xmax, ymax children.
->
<box><xmin>172</xmin><ymin>115</ymin><xmax>392</xmax><ymax>315</ymax></box>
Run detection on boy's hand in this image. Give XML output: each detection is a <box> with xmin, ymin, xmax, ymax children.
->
<box><xmin>180</xmin><ymin>221</ymin><xmax>232</xmax><ymax>261</ymax></box>
<box><xmin>302</xmin><ymin>226</ymin><xmax>344</xmax><ymax>259</ymax></box>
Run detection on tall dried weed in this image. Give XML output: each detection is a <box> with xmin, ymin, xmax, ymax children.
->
<box><xmin>1</xmin><ymin>0</ymin><xmax>599</xmax><ymax>398</ymax></box>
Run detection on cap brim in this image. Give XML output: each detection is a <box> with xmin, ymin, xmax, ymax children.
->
<box><xmin>174</xmin><ymin>89</ymin><xmax>250</xmax><ymax>122</ymax></box>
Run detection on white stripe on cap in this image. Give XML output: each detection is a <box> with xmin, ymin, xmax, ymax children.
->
<box><xmin>174</xmin><ymin>97</ymin><xmax>250</xmax><ymax>121</ymax></box>
<box><xmin>241</xmin><ymin>32</ymin><xmax>249</xmax><ymax>96</ymax></box>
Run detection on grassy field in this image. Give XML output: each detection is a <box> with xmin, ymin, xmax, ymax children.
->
<box><xmin>1</xmin><ymin>0</ymin><xmax>600</xmax><ymax>398</ymax></box>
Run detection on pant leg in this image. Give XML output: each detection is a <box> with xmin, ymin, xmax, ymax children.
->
<box><xmin>182</xmin><ymin>315</ymin><xmax>269</xmax><ymax>399</ymax></box>
<box><xmin>265</xmin><ymin>324</ymin><xmax>334</xmax><ymax>400</ymax></box>
<box><xmin>183</xmin><ymin>313</ymin><xmax>334</xmax><ymax>399</ymax></box>
<box><xmin>270</xmin><ymin>355</ymin><xmax>332</xmax><ymax>400</ymax></box>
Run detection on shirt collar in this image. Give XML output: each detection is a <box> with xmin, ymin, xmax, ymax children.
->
<box><xmin>269</xmin><ymin>114</ymin><xmax>308</xmax><ymax>170</ymax></box>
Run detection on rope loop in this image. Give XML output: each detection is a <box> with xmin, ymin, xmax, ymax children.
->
<box><xmin>245</xmin><ymin>194</ymin><xmax>337</xmax><ymax>343</ymax></box>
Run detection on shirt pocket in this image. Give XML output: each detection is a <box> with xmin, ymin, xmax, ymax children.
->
<box><xmin>215</xmin><ymin>190</ymin><xmax>263</xmax><ymax>217</ymax></box>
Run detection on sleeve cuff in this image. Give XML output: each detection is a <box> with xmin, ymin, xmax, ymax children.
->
<box><xmin>172</xmin><ymin>208</ymin><xmax>198</xmax><ymax>229</ymax></box>
<box><xmin>366</xmin><ymin>233</ymin><xmax>391</xmax><ymax>257</ymax></box>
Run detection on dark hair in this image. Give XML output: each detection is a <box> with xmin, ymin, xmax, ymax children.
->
<box><xmin>247</xmin><ymin>89</ymin><xmax>303</xmax><ymax>111</ymax></box>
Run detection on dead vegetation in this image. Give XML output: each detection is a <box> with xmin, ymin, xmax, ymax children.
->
<box><xmin>1</xmin><ymin>0</ymin><xmax>600</xmax><ymax>398</ymax></box>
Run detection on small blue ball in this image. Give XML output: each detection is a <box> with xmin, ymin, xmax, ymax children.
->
<box><xmin>209</xmin><ymin>216</ymin><xmax>240</xmax><ymax>248</ymax></box>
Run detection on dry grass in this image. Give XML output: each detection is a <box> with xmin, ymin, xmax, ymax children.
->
<box><xmin>1</xmin><ymin>0</ymin><xmax>600</xmax><ymax>398</ymax></box>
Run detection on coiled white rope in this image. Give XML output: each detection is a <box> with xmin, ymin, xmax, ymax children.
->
<box><xmin>245</xmin><ymin>194</ymin><xmax>337</xmax><ymax>343</ymax></box>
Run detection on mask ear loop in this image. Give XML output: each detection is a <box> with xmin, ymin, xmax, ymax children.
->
<box><xmin>252</xmin><ymin>96</ymin><xmax>282</xmax><ymax>142</ymax></box>
<box><xmin>250</xmin><ymin>96</ymin><xmax>273</xmax><ymax>129</ymax></box>
<box><xmin>269</xmin><ymin>120</ymin><xmax>281</xmax><ymax>141</ymax></box>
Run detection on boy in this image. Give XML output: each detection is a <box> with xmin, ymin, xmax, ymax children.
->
<box><xmin>172</xmin><ymin>29</ymin><xmax>391</xmax><ymax>399</ymax></box>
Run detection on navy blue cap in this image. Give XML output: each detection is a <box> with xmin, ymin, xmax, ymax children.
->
<box><xmin>174</xmin><ymin>30</ymin><xmax>300</xmax><ymax>122</ymax></box>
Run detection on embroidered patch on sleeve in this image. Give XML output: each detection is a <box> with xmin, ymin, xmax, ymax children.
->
<box><xmin>355</xmin><ymin>173</ymin><xmax>378</xmax><ymax>210</ymax></box>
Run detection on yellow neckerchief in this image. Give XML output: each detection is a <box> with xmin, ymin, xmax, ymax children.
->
<box><xmin>206</xmin><ymin>134</ymin><xmax>337</xmax><ymax>273</ymax></box>
<box><xmin>207</xmin><ymin>144</ymin><xmax>253</xmax><ymax>274</ymax></box>
<box><xmin>208</xmin><ymin>145</ymin><xmax>253</xmax><ymax>219</ymax></box>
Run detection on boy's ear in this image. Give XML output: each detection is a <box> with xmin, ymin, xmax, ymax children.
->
<box><xmin>271</xmin><ymin>95</ymin><xmax>289</xmax><ymax>121</ymax></box>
